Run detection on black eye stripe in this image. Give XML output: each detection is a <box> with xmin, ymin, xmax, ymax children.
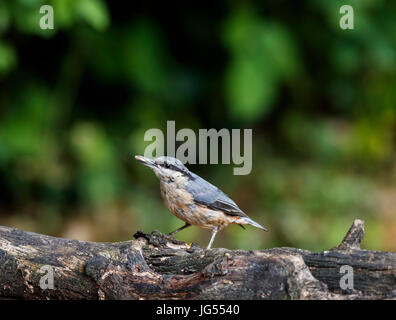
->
<box><xmin>168</xmin><ymin>164</ymin><xmax>178</xmax><ymax>171</ymax></box>
<box><xmin>161</xmin><ymin>163</ymin><xmax>182</xmax><ymax>172</ymax></box>
<box><xmin>158</xmin><ymin>162</ymin><xmax>194</xmax><ymax>180</ymax></box>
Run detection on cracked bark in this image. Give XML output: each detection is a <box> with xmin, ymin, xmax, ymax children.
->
<box><xmin>0</xmin><ymin>219</ymin><xmax>395</xmax><ymax>300</ymax></box>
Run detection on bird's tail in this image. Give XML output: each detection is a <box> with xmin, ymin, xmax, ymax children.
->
<box><xmin>240</xmin><ymin>217</ymin><xmax>268</xmax><ymax>231</ymax></box>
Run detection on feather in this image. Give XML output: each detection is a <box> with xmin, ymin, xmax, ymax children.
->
<box><xmin>186</xmin><ymin>172</ymin><xmax>248</xmax><ymax>218</ymax></box>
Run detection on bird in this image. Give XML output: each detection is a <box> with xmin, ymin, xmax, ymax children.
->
<box><xmin>135</xmin><ymin>155</ymin><xmax>267</xmax><ymax>249</ymax></box>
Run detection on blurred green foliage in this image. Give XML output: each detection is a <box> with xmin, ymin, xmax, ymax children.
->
<box><xmin>0</xmin><ymin>0</ymin><xmax>395</xmax><ymax>251</ymax></box>
<box><xmin>223</xmin><ymin>8</ymin><xmax>299</xmax><ymax>121</ymax></box>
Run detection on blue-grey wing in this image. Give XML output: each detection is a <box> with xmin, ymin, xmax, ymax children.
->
<box><xmin>186</xmin><ymin>174</ymin><xmax>248</xmax><ymax>217</ymax></box>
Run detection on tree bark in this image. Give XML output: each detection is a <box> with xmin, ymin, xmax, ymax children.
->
<box><xmin>0</xmin><ymin>219</ymin><xmax>395</xmax><ymax>300</ymax></box>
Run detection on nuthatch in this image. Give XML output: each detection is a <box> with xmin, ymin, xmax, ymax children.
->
<box><xmin>135</xmin><ymin>155</ymin><xmax>267</xmax><ymax>249</ymax></box>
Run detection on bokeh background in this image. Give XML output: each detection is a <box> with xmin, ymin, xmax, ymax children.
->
<box><xmin>0</xmin><ymin>0</ymin><xmax>395</xmax><ymax>252</ymax></box>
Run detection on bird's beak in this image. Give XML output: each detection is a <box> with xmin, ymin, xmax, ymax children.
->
<box><xmin>135</xmin><ymin>155</ymin><xmax>156</xmax><ymax>168</ymax></box>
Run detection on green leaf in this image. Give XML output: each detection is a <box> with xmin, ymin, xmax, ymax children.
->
<box><xmin>123</xmin><ymin>20</ymin><xmax>170</xmax><ymax>95</ymax></box>
<box><xmin>75</xmin><ymin>0</ymin><xmax>109</xmax><ymax>31</ymax></box>
<box><xmin>223</xmin><ymin>10</ymin><xmax>299</xmax><ymax>122</ymax></box>
<box><xmin>0</xmin><ymin>42</ymin><xmax>17</xmax><ymax>76</ymax></box>
<box><xmin>225</xmin><ymin>58</ymin><xmax>276</xmax><ymax>121</ymax></box>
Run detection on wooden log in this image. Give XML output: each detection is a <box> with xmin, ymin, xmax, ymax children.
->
<box><xmin>0</xmin><ymin>219</ymin><xmax>394</xmax><ymax>299</ymax></box>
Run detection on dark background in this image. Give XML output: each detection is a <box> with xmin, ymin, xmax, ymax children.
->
<box><xmin>0</xmin><ymin>0</ymin><xmax>395</xmax><ymax>251</ymax></box>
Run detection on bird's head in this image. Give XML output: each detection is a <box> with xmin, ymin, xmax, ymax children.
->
<box><xmin>135</xmin><ymin>155</ymin><xmax>191</xmax><ymax>182</ymax></box>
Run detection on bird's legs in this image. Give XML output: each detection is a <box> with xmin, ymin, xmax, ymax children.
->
<box><xmin>168</xmin><ymin>222</ymin><xmax>190</xmax><ymax>236</ymax></box>
<box><xmin>207</xmin><ymin>226</ymin><xmax>219</xmax><ymax>250</ymax></box>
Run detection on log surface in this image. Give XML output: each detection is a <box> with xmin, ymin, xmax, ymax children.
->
<box><xmin>0</xmin><ymin>219</ymin><xmax>395</xmax><ymax>300</ymax></box>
